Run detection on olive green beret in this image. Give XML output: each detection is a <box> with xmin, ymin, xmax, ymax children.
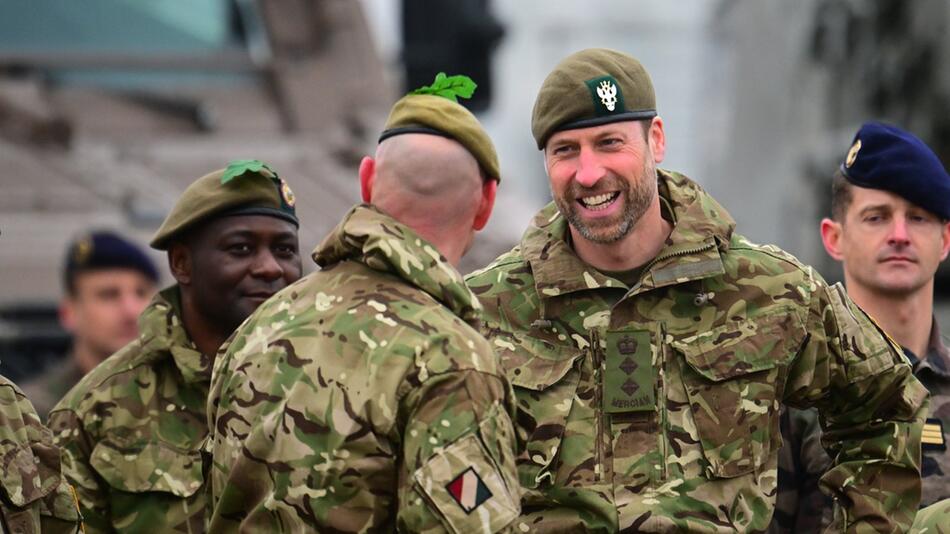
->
<box><xmin>531</xmin><ymin>48</ymin><xmax>657</xmax><ymax>149</ymax></box>
<box><xmin>379</xmin><ymin>93</ymin><xmax>500</xmax><ymax>181</ymax></box>
<box><xmin>150</xmin><ymin>160</ymin><xmax>298</xmax><ymax>250</ymax></box>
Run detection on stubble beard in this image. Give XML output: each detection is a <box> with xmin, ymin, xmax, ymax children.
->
<box><xmin>556</xmin><ymin>158</ymin><xmax>658</xmax><ymax>244</ymax></box>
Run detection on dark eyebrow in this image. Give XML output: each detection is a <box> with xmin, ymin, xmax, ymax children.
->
<box><xmin>857</xmin><ymin>204</ymin><xmax>892</xmax><ymax>216</ymax></box>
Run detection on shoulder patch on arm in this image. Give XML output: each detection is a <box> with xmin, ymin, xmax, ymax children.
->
<box><xmin>414</xmin><ymin>433</ymin><xmax>518</xmax><ymax>533</ymax></box>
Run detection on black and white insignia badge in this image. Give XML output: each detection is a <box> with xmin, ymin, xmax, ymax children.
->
<box><xmin>586</xmin><ymin>75</ymin><xmax>625</xmax><ymax>116</ymax></box>
<box><xmin>446</xmin><ymin>467</ymin><xmax>492</xmax><ymax>514</ymax></box>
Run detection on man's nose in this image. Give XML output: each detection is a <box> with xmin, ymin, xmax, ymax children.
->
<box><xmin>888</xmin><ymin>216</ymin><xmax>911</xmax><ymax>246</ymax></box>
<box><xmin>250</xmin><ymin>251</ymin><xmax>285</xmax><ymax>281</ymax></box>
<box><xmin>574</xmin><ymin>148</ymin><xmax>606</xmax><ymax>188</ymax></box>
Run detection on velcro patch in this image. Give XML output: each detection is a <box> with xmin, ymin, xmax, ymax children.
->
<box><xmin>446</xmin><ymin>467</ymin><xmax>492</xmax><ymax>513</ymax></box>
<box><xmin>414</xmin><ymin>433</ymin><xmax>518</xmax><ymax>533</ymax></box>
<box><xmin>922</xmin><ymin>417</ymin><xmax>946</xmax><ymax>451</ymax></box>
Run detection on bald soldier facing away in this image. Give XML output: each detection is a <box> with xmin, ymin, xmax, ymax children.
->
<box><xmin>48</xmin><ymin>162</ymin><xmax>302</xmax><ymax>533</ymax></box>
<box><xmin>207</xmin><ymin>77</ymin><xmax>520</xmax><ymax>532</ymax></box>
<box><xmin>465</xmin><ymin>48</ymin><xmax>928</xmax><ymax>532</ymax></box>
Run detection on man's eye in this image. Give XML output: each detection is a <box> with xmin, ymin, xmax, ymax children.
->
<box><xmin>274</xmin><ymin>245</ymin><xmax>297</xmax><ymax>257</ymax></box>
<box><xmin>228</xmin><ymin>244</ymin><xmax>252</xmax><ymax>254</ymax></box>
<box><xmin>552</xmin><ymin>145</ymin><xmax>574</xmax><ymax>156</ymax></box>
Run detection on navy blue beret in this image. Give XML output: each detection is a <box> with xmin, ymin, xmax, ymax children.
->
<box><xmin>64</xmin><ymin>231</ymin><xmax>159</xmax><ymax>287</ymax></box>
<box><xmin>841</xmin><ymin>121</ymin><xmax>950</xmax><ymax>220</ymax></box>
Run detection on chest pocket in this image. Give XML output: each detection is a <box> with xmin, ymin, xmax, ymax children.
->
<box><xmin>90</xmin><ymin>437</ymin><xmax>205</xmax><ymax>498</ymax></box>
<box><xmin>495</xmin><ymin>333</ymin><xmax>583</xmax><ymax>490</ymax></box>
<box><xmin>671</xmin><ymin>311</ymin><xmax>805</xmax><ymax>478</ymax></box>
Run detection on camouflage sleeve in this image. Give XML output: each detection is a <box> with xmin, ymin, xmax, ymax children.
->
<box><xmin>0</xmin><ymin>380</ymin><xmax>82</xmax><ymax>534</ymax></box>
<box><xmin>398</xmin><ymin>368</ymin><xmax>520</xmax><ymax>533</ymax></box>
<box><xmin>47</xmin><ymin>408</ymin><xmax>111</xmax><ymax>533</ymax></box>
<box><xmin>783</xmin><ymin>282</ymin><xmax>928</xmax><ymax>533</ymax></box>
<box><xmin>769</xmin><ymin>407</ymin><xmax>834</xmax><ymax>533</ymax></box>
<box><xmin>208</xmin><ymin>338</ymin><xmax>520</xmax><ymax>533</ymax></box>
<box><xmin>911</xmin><ymin>498</ymin><xmax>950</xmax><ymax>532</ymax></box>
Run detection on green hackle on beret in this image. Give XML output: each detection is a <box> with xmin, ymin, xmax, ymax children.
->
<box><xmin>149</xmin><ymin>160</ymin><xmax>298</xmax><ymax>250</ymax></box>
<box><xmin>380</xmin><ymin>73</ymin><xmax>500</xmax><ymax>181</ymax></box>
<box><xmin>531</xmin><ymin>48</ymin><xmax>657</xmax><ymax>149</ymax></box>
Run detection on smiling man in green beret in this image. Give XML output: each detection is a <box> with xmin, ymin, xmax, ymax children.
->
<box><xmin>465</xmin><ymin>48</ymin><xmax>928</xmax><ymax>532</ymax></box>
<box><xmin>207</xmin><ymin>74</ymin><xmax>520</xmax><ymax>532</ymax></box>
<box><xmin>47</xmin><ymin>161</ymin><xmax>303</xmax><ymax>533</ymax></box>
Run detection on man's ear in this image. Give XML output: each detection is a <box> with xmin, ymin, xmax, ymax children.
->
<box><xmin>359</xmin><ymin>156</ymin><xmax>376</xmax><ymax>203</ymax></box>
<box><xmin>820</xmin><ymin>218</ymin><xmax>845</xmax><ymax>261</ymax></box>
<box><xmin>167</xmin><ymin>244</ymin><xmax>192</xmax><ymax>286</ymax></box>
<box><xmin>473</xmin><ymin>179</ymin><xmax>498</xmax><ymax>231</ymax></box>
<box><xmin>59</xmin><ymin>297</ymin><xmax>77</xmax><ymax>333</ymax></box>
<box><xmin>648</xmin><ymin>117</ymin><xmax>666</xmax><ymax>164</ymax></box>
<box><xmin>940</xmin><ymin>220</ymin><xmax>950</xmax><ymax>261</ymax></box>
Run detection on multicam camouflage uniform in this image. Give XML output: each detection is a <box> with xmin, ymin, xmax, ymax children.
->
<box><xmin>772</xmin><ymin>318</ymin><xmax>950</xmax><ymax>533</ymax></box>
<box><xmin>48</xmin><ymin>287</ymin><xmax>210</xmax><ymax>533</ymax></box>
<box><xmin>0</xmin><ymin>375</ymin><xmax>82</xmax><ymax>533</ymax></box>
<box><xmin>465</xmin><ymin>170</ymin><xmax>928</xmax><ymax>533</ymax></box>
<box><xmin>207</xmin><ymin>205</ymin><xmax>520</xmax><ymax>532</ymax></box>
<box><xmin>912</xmin><ymin>498</ymin><xmax>950</xmax><ymax>532</ymax></box>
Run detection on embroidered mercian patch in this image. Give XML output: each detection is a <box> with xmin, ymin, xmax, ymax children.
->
<box><xmin>446</xmin><ymin>467</ymin><xmax>492</xmax><ymax>513</ymax></box>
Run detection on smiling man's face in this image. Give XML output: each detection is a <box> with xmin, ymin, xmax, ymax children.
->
<box><xmin>544</xmin><ymin>120</ymin><xmax>660</xmax><ymax>245</ymax></box>
<box><xmin>181</xmin><ymin>214</ymin><xmax>302</xmax><ymax>334</ymax></box>
<box><xmin>826</xmin><ymin>186</ymin><xmax>950</xmax><ymax>296</ymax></box>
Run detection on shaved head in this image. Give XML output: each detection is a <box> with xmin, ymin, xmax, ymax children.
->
<box><xmin>372</xmin><ymin>133</ymin><xmax>484</xmax><ymax>230</ymax></box>
<box><xmin>359</xmin><ymin>132</ymin><xmax>495</xmax><ymax>265</ymax></box>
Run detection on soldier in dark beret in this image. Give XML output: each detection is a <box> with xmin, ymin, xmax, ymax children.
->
<box><xmin>774</xmin><ymin>122</ymin><xmax>950</xmax><ymax>533</ymax></box>
<box><xmin>22</xmin><ymin>231</ymin><xmax>159</xmax><ymax>418</ymax></box>
<box><xmin>47</xmin><ymin>161</ymin><xmax>303</xmax><ymax>533</ymax></box>
<box><xmin>465</xmin><ymin>49</ymin><xmax>929</xmax><ymax>532</ymax></box>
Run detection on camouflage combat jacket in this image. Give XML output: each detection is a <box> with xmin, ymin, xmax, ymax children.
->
<box><xmin>465</xmin><ymin>170</ymin><xmax>928</xmax><ymax>533</ymax></box>
<box><xmin>0</xmin><ymin>375</ymin><xmax>82</xmax><ymax>533</ymax></box>
<box><xmin>771</xmin><ymin>318</ymin><xmax>950</xmax><ymax>533</ymax></box>
<box><xmin>207</xmin><ymin>204</ymin><xmax>520</xmax><ymax>533</ymax></box>
<box><xmin>48</xmin><ymin>287</ymin><xmax>210</xmax><ymax>533</ymax></box>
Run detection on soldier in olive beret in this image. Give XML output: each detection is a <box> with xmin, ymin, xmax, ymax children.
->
<box><xmin>465</xmin><ymin>48</ymin><xmax>928</xmax><ymax>532</ymax></box>
<box><xmin>207</xmin><ymin>74</ymin><xmax>521</xmax><ymax>532</ymax></box>
<box><xmin>774</xmin><ymin>122</ymin><xmax>950</xmax><ymax>533</ymax></box>
<box><xmin>48</xmin><ymin>161</ymin><xmax>303</xmax><ymax>533</ymax></box>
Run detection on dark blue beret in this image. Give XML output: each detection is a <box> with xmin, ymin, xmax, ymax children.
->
<box><xmin>64</xmin><ymin>231</ymin><xmax>159</xmax><ymax>286</ymax></box>
<box><xmin>841</xmin><ymin>121</ymin><xmax>950</xmax><ymax>220</ymax></box>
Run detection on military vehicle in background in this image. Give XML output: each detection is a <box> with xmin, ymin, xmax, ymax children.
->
<box><xmin>0</xmin><ymin>0</ymin><xmax>515</xmax><ymax>382</ymax></box>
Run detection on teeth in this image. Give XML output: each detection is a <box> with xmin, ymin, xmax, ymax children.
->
<box><xmin>580</xmin><ymin>192</ymin><xmax>617</xmax><ymax>210</ymax></box>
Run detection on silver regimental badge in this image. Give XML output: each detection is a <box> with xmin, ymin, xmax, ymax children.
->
<box><xmin>597</xmin><ymin>80</ymin><xmax>618</xmax><ymax>111</ymax></box>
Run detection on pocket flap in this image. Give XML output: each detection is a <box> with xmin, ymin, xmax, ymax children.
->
<box><xmin>0</xmin><ymin>442</ymin><xmax>61</xmax><ymax>507</ymax></box>
<box><xmin>672</xmin><ymin>312</ymin><xmax>804</xmax><ymax>382</ymax></box>
<box><xmin>90</xmin><ymin>438</ymin><xmax>204</xmax><ymax>497</ymax></box>
<box><xmin>493</xmin><ymin>333</ymin><xmax>582</xmax><ymax>391</ymax></box>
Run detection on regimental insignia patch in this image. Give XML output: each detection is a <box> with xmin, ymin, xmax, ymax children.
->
<box><xmin>586</xmin><ymin>75</ymin><xmax>625</xmax><ymax>116</ymax></box>
<box><xmin>922</xmin><ymin>417</ymin><xmax>946</xmax><ymax>451</ymax></box>
<box><xmin>846</xmin><ymin>139</ymin><xmax>862</xmax><ymax>168</ymax></box>
<box><xmin>280</xmin><ymin>179</ymin><xmax>296</xmax><ymax>208</ymax></box>
<box><xmin>446</xmin><ymin>467</ymin><xmax>492</xmax><ymax>514</ymax></box>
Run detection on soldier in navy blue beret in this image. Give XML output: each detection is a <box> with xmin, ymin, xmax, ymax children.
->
<box><xmin>22</xmin><ymin>230</ymin><xmax>160</xmax><ymax>416</ymax></box>
<box><xmin>773</xmin><ymin>122</ymin><xmax>950</xmax><ymax>532</ymax></box>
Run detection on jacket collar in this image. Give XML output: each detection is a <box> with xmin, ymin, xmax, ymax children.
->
<box><xmin>312</xmin><ymin>204</ymin><xmax>482</xmax><ymax>325</ymax></box>
<box><xmin>138</xmin><ymin>286</ymin><xmax>210</xmax><ymax>385</ymax></box>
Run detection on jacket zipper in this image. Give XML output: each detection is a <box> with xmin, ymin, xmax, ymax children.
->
<box><xmin>590</xmin><ymin>328</ymin><xmax>606</xmax><ymax>483</ymax></box>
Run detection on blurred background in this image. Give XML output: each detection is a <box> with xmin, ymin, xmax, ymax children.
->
<box><xmin>1</xmin><ymin>0</ymin><xmax>949</xmax><ymax>382</ymax></box>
